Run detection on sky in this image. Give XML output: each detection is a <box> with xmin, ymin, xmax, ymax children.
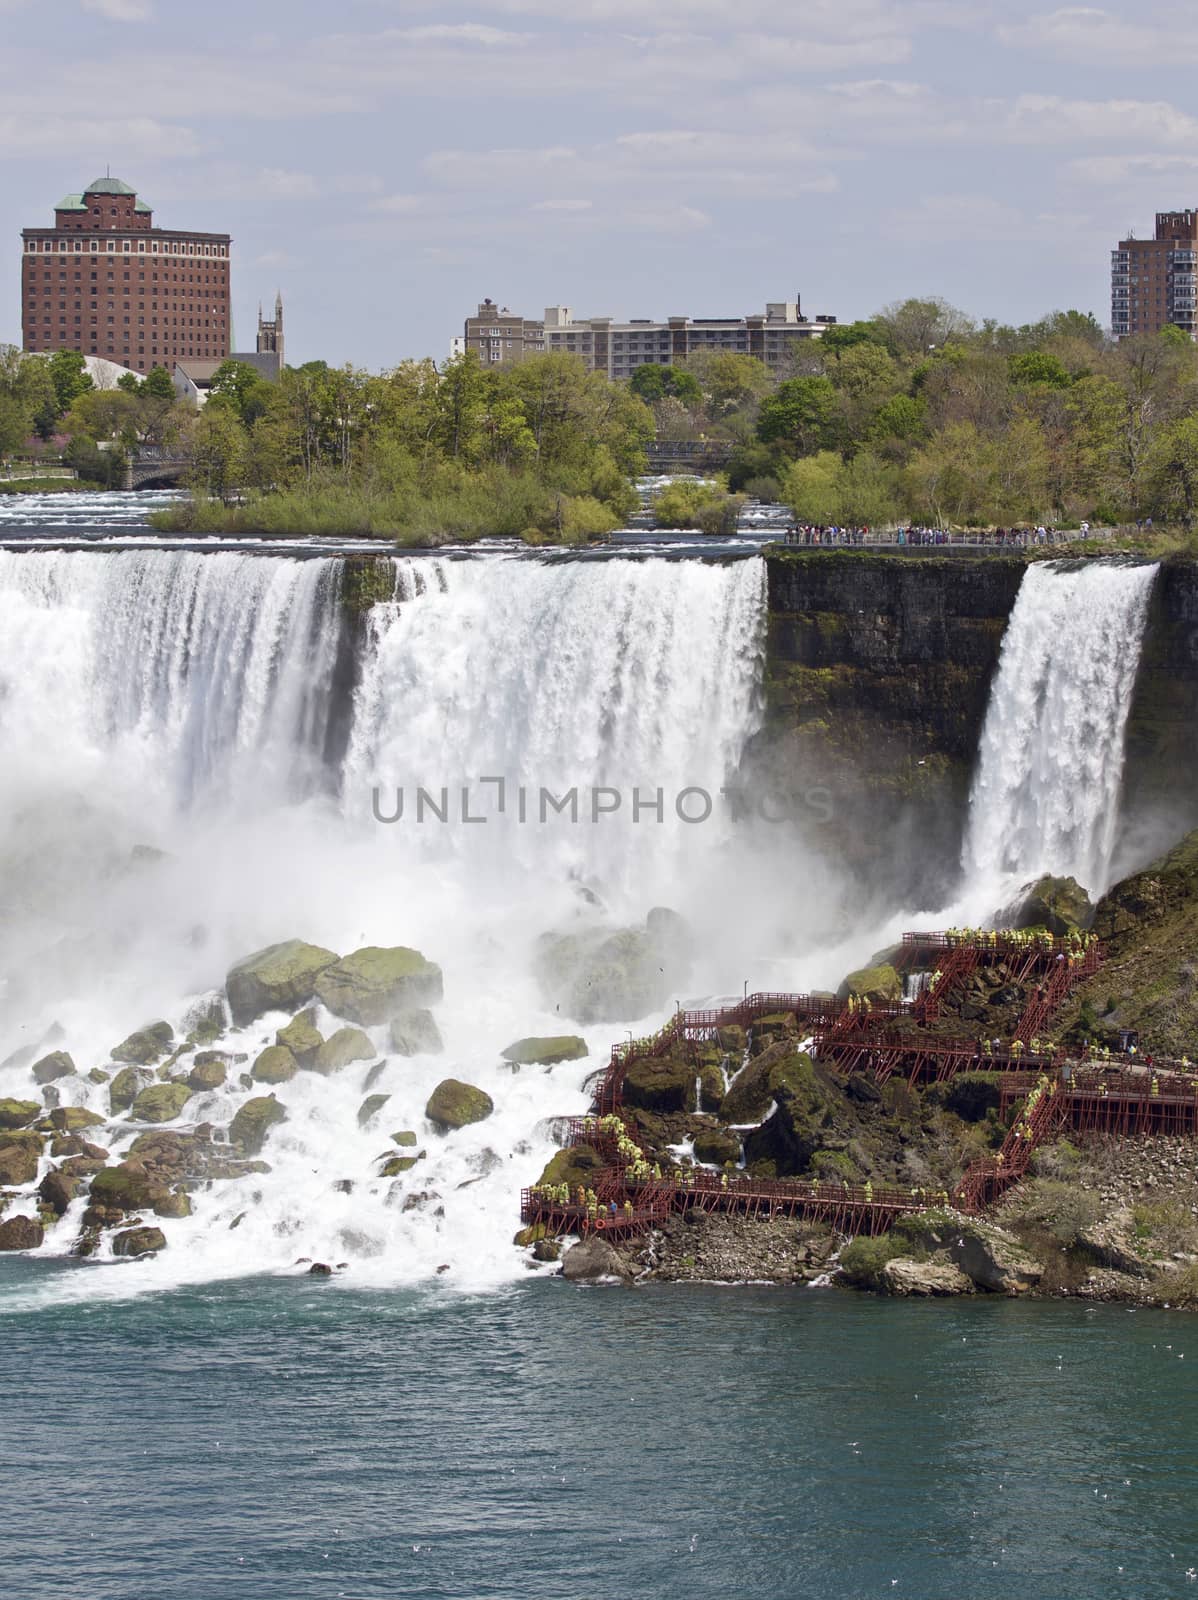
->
<box><xmin>4</xmin><ymin>0</ymin><xmax>1198</xmax><ymax>367</ymax></box>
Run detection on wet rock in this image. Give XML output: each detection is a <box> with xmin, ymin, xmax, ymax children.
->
<box><xmin>314</xmin><ymin>946</ymin><xmax>444</xmax><ymax>1027</ymax></box>
<box><xmin>534</xmin><ymin>1143</ymin><xmax>605</xmax><ymax>1193</ymax></box>
<box><xmin>313</xmin><ymin>1027</ymin><xmax>375</xmax><ymax>1075</ymax></box>
<box><xmin>308</xmin><ymin>1262</ymin><xmax>333</xmax><ymax>1277</ymax></box>
<box><xmin>110</xmin><ymin>1023</ymin><xmax>174</xmax><ymax>1066</ymax></box>
<box><xmin>561</xmin><ymin>1236</ymin><xmax>632</xmax><ymax>1284</ymax></box>
<box><xmin>0</xmin><ymin>1133</ymin><xmax>43</xmax><ymax>1186</ymax></box>
<box><xmin>88</xmin><ymin>1068</ymin><xmax>111</xmax><ymax>1086</ymax></box>
<box><xmin>501</xmin><ymin>1035</ymin><xmax>588</xmax><ymax>1066</ymax></box>
<box><xmin>41</xmin><ymin>1085</ymin><xmax>61</xmax><ymax>1111</ymax></box>
<box><xmin>130</xmin><ymin>1082</ymin><xmax>193</xmax><ymax>1124</ymax></box>
<box><xmin>188</xmin><ymin>1060</ymin><xmax>227</xmax><ymax>1092</ymax></box>
<box><xmin>837</xmin><ymin>964</ymin><xmax>902</xmax><ymax>1004</ymax></box>
<box><xmin>228</xmin><ymin>1095</ymin><xmax>287</xmax><ymax>1155</ymax></box>
<box><xmin>48</xmin><ymin>1107</ymin><xmax>106</xmax><ymax>1133</ymax></box>
<box><xmin>1004</xmin><ymin>874</ymin><xmax>1093</xmax><ymax>936</ymax></box>
<box><xmin>31</xmin><ymin>1051</ymin><xmax>76</xmax><ymax>1085</ymax></box>
<box><xmin>89</xmin><ymin>1161</ymin><xmax>159</xmax><ymax>1211</ymax></box>
<box><xmin>392</xmin><ymin>1130</ymin><xmax>418</xmax><ymax>1147</ymax></box>
<box><xmin>251</xmin><ymin>1045</ymin><xmax>299</xmax><ymax>1086</ymax></box>
<box><xmin>112</xmin><ymin>1225</ymin><xmax>167</xmax><ymax>1258</ymax></box>
<box><xmin>532</xmin><ymin>1239</ymin><xmax>562</xmax><ymax>1263</ymax></box>
<box><xmin>623</xmin><ymin>1054</ymin><xmax>695</xmax><ymax>1114</ymax></box>
<box><xmin>152</xmin><ymin>1190</ymin><xmax>193</xmax><ymax>1219</ymax></box>
<box><xmin>425</xmin><ymin>1079</ymin><xmax>494</xmax><ymax>1132</ymax></box>
<box><xmin>0</xmin><ymin>1215</ymin><xmax>44</xmax><ymax>1251</ymax></box>
<box><xmin>183</xmin><ymin>992</ymin><xmax>229</xmax><ymax>1046</ymax></box>
<box><xmin>389</xmin><ymin>1010</ymin><xmax>444</xmax><ymax>1057</ymax></box>
<box><xmin>0</xmin><ymin>1099</ymin><xmax>40</xmax><ymax>1131</ymax></box>
<box><xmin>38</xmin><ymin>1169</ymin><xmax>79</xmax><ymax>1216</ymax></box>
<box><xmin>225</xmin><ymin>940</ymin><xmax>340</xmax><ymax>1026</ymax></box>
<box><xmin>380</xmin><ymin>1155</ymin><xmax>418</xmax><ymax>1177</ymax></box>
<box><xmin>881</xmin><ymin>1257</ymin><xmax>974</xmax><ymax>1297</ymax></box>
<box><xmin>109</xmin><ymin>1066</ymin><xmax>153</xmax><ymax>1115</ymax></box>
<box><xmin>692</xmin><ymin>1127</ymin><xmax>742</xmax><ymax>1167</ymax></box>
<box><xmin>275</xmin><ymin>1009</ymin><xmax>323</xmax><ymax>1068</ymax></box>
<box><xmin>534</xmin><ymin>918</ymin><xmax>688</xmax><ymax>1024</ymax></box>
<box><xmin>357</xmin><ymin>1094</ymin><xmax>390</xmax><ymax>1127</ymax></box>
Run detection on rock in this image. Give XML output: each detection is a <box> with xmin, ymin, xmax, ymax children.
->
<box><xmin>561</xmin><ymin>1236</ymin><xmax>632</xmax><ymax>1283</ymax></box>
<box><xmin>425</xmin><ymin>1079</ymin><xmax>494</xmax><ymax>1132</ymax></box>
<box><xmin>130</xmin><ymin>1082</ymin><xmax>193</xmax><ymax>1124</ymax></box>
<box><xmin>183</xmin><ymin>992</ymin><xmax>229</xmax><ymax>1045</ymax></box>
<box><xmin>358</xmin><ymin>1094</ymin><xmax>390</xmax><ymax>1127</ymax></box>
<box><xmin>188</xmin><ymin>1060</ymin><xmax>227</xmax><ymax>1092</ymax></box>
<box><xmin>225</xmin><ymin>940</ymin><xmax>340</xmax><ymax>1026</ymax></box>
<box><xmin>41</xmin><ymin>1085</ymin><xmax>61</xmax><ymax>1111</ymax></box>
<box><xmin>380</xmin><ymin>1156</ymin><xmax>418</xmax><ymax>1176</ymax></box>
<box><xmin>881</xmin><ymin>1257</ymin><xmax>974</xmax><ymax>1297</ymax></box>
<box><xmin>623</xmin><ymin>1053</ymin><xmax>695</xmax><ymax>1114</ymax></box>
<box><xmin>0</xmin><ymin>1215</ymin><xmax>44</xmax><ymax>1251</ymax></box>
<box><xmin>534</xmin><ymin>1143</ymin><xmax>605</xmax><ymax>1193</ymax></box>
<box><xmin>534</xmin><ymin>918</ymin><xmax>689</xmax><ymax>1024</ymax></box>
<box><xmin>532</xmin><ymin>1239</ymin><xmax>562</xmax><ymax>1263</ymax></box>
<box><xmin>228</xmin><ymin>1095</ymin><xmax>287</xmax><ymax>1155</ymax></box>
<box><xmin>0</xmin><ymin>1099</ymin><xmax>40</xmax><ymax>1130</ymax></box>
<box><xmin>896</xmin><ymin>1213</ymin><xmax>1042</xmax><ymax>1294</ymax></box>
<box><xmin>314</xmin><ymin>946</ymin><xmax>443</xmax><ymax>1026</ymax></box>
<box><xmin>89</xmin><ymin>1161</ymin><xmax>159</xmax><ymax>1211</ymax></box>
<box><xmin>692</xmin><ymin>1128</ymin><xmax>742</xmax><ymax>1167</ymax></box>
<box><xmin>388</xmin><ymin>1010</ymin><xmax>444</xmax><ymax>1057</ymax></box>
<box><xmin>87</xmin><ymin>1068</ymin><xmax>110</xmax><ymax>1086</ymax></box>
<box><xmin>308</xmin><ymin>1262</ymin><xmax>333</xmax><ymax>1276</ymax></box>
<box><xmin>31</xmin><ymin>1051</ymin><xmax>76</xmax><ymax>1085</ymax></box>
<box><xmin>837</xmin><ymin>964</ymin><xmax>902</xmax><ymax>1004</ymax></box>
<box><xmin>722</xmin><ymin>1041</ymin><xmax>806</xmax><ymax>1125</ymax></box>
<box><xmin>500</xmin><ymin>1036</ymin><xmax>588</xmax><ymax>1066</ymax></box>
<box><xmin>112</xmin><ymin>1226</ymin><xmax>166</xmax><ymax>1258</ymax></box>
<box><xmin>1076</xmin><ymin>1218</ymin><xmax>1152</xmax><ymax>1278</ymax></box>
<box><xmin>109</xmin><ymin>1066</ymin><xmax>153</xmax><ymax>1114</ymax></box>
<box><xmin>110</xmin><ymin>1022</ymin><xmax>174</xmax><ymax>1065</ymax></box>
<box><xmin>251</xmin><ymin>1045</ymin><xmax>299</xmax><ymax>1086</ymax></box>
<box><xmin>38</xmin><ymin>1169</ymin><xmax>79</xmax><ymax>1216</ymax></box>
<box><xmin>1004</xmin><ymin>874</ymin><xmax>1094</xmax><ymax>936</ymax></box>
<box><xmin>313</xmin><ymin>1027</ymin><xmax>375</xmax><ymax>1075</ymax></box>
<box><xmin>392</xmin><ymin>1130</ymin><xmax>418</xmax><ymax>1147</ymax></box>
<box><xmin>47</xmin><ymin>1107</ymin><xmax>106</xmax><ymax>1133</ymax></box>
<box><xmin>0</xmin><ymin>1135</ymin><xmax>42</xmax><ymax>1186</ymax></box>
<box><xmin>276</xmin><ymin>1010</ymin><xmax>324</xmax><ymax>1069</ymax></box>
<box><xmin>152</xmin><ymin>1190</ymin><xmax>193</xmax><ymax>1219</ymax></box>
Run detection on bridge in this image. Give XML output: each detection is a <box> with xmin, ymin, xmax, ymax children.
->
<box><xmin>644</xmin><ymin>439</ymin><xmax>735</xmax><ymax>473</ymax></box>
<box><xmin>125</xmin><ymin>448</ymin><xmax>189</xmax><ymax>489</ymax></box>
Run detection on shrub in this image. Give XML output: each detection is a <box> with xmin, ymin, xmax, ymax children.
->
<box><xmin>839</xmin><ymin>1234</ymin><xmax>905</xmax><ymax>1286</ymax></box>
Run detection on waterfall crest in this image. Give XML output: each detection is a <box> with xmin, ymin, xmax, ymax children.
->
<box><xmin>961</xmin><ymin>560</ymin><xmax>1158</xmax><ymax>898</ymax></box>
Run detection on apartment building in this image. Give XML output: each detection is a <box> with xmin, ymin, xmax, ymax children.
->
<box><xmin>1111</xmin><ymin>210</ymin><xmax>1198</xmax><ymax>339</ymax></box>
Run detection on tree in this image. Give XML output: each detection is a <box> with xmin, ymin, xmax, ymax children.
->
<box><xmin>874</xmin><ymin>297</ymin><xmax>975</xmax><ymax>359</ymax></box>
<box><xmin>47</xmin><ymin>350</ymin><xmax>93</xmax><ymax>415</ymax></box>
<box><xmin>143</xmin><ymin>366</ymin><xmax>176</xmax><ymax>401</ymax></box>
<box><xmin>1145</xmin><ymin>415</ymin><xmax>1198</xmax><ymax>527</ymax></box>
<box><xmin>208</xmin><ymin>360</ymin><xmax>275</xmax><ymax>427</ymax></box>
<box><xmin>782</xmin><ymin>451</ymin><xmax>845</xmax><ymax>524</ymax></box>
<box><xmin>757</xmin><ymin>375</ymin><xmax>838</xmax><ymax>455</ymax></box>
<box><xmin>117</xmin><ymin>371</ymin><xmax>141</xmax><ymax>393</ymax></box>
<box><xmin>187</xmin><ymin>406</ymin><xmax>247</xmax><ymax>502</ymax></box>
<box><xmin>1009</xmin><ymin>350</ymin><xmax>1071</xmax><ymax>389</ymax></box>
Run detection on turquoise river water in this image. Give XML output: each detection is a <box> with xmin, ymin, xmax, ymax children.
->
<box><xmin>3</xmin><ymin>1261</ymin><xmax>1196</xmax><ymax>1600</ymax></box>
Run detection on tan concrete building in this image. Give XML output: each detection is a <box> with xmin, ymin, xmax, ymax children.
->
<box><xmin>1111</xmin><ymin>211</ymin><xmax>1198</xmax><ymax>338</ymax></box>
<box><xmin>461</xmin><ymin>298</ymin><xmax>834</xmax><ymax>376</ymax></box>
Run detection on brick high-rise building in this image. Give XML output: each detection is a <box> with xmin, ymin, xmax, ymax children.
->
<box><xmin>21</xmin><ymin>175</ymin><xmax>232</xmax><ymax>374</ymax></box>
<box><xmin>1111</xmin><ymin>210</ymin><xmax>1198</xmax><ymax>339</ymax></box>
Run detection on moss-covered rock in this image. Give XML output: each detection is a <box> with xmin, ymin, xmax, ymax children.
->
<box><xmin>0</xmin><ymin>1133</ymin><xmax>43</xmax><ymax>1186</ymax></box>
<box><xmin>722</xmin><ymin>1040</ymin><xmax>805</xmax><ymax>1124</ymax></box>
<box><xmin>534</xmin><ymin>1142</ymin><xmax>605</xmax><ymax>1192</ymax></box>
<box><xmin>425</xmin><ymin>1079</ymin><xmax>494</xmax><ymax>1132</ymax></box>
<box><xmin>188</xmin><ymin>1060</ymin><xmax>227</xmax><ymax>1092</ymax></box>
<box><xmin>379</xmin><ymin>1155</ymin><xmax>418</xmax><ymax>1177</ymax></box>
<box><xmin>228</xmin><ymin>1095</ymin><xmax>287</xmax><ymax>1155</ymax></box>
<box><xmin>692</xmin><ymin>1128</ymin><xmax>742</xmax><ymax>1167</ymax></box>
<box><xmin>501</xmin><ymin>1035</ymin><xmax>588</xmax><ymax>1066</ymax></box>
<box><xmin>534</xmin><ymin>918</ymin><xmax>689</xmax><ymax>1024</ymax></box>
<box><xmin>109</xmin><ymin>1066</ymin><xmax>153</xmax><ymax>1114</ymax></box>
<box><xmin>392</xmin><ymin>1130</ymin><xmax>418</xmax><ymax>1148</ymax></box>
<box><xmin>698</xmin><ymin>1063</ymin><xmax>726</xmax><ymax>1113</ymax></box>
<box><xmin>110</xmin><ymin>1022</ymin><xmax>174</xmax><ymax>1065</ymax></box>
<box><xmin>315</xmin><ymin>946</ymin><xmax>443</xmax><ymax>1026</ymax></box>
<box><xmin>225</xmin><ymin>940</ymin><xmax>340</xmax><ymax>1026</ymax></box>
<box><xmin>0</xmin><ymin>1099</ymin><xmax>40</xmax><ymax>1131</ymax></box>
<box><xmin>31</xmin><ymin>1051</ymin><xmax>76</xmax><ymax>1085</ymax></box>
<box><xmin>1005</xmin><ymin>874</ymin><xmax>1094</xmax><ymax>936</ymax></box>
<box><xmin>837</xmin><ymin>964</ymin><xmax>902</xmax><ymax>1004</ymax></box>
<box><xmin>251</xmin><ymin>1045</ymin><xmax>299</xmax><ymax>1085</ymax></box>
<box><xmin>357</xmin><ymin>1094</ymin><xmax>390</xmax><ymax>1127</ymax></box>
<box><xmin>47</xmin><ymin>1106</ymin><xmax>106</xmax><ymax>1133</ymax></box>
<box><xmin>0</xmin><ymin>1215</ymin><xmax>43</xmax><ymax>1251</ymax></box>
<box><xmin>130</xmin><ymin>1082</ymin><xmax>193</xmax><ymax>1124</ymax></box>
<box><xmin>388</xmin><ymin>1010</ymin><xmax>444</xmax><ymax>1057</ymax></box>
<box><xmin>623</xmin><ymin>1053</ymin><xmax>696</xmax><ymax>1114</ymax></box>
<box><xmin>89</xmin><ymin>1161</ymin><xmax>158</xmax><ymax>1211</ymax></box>
<box><xmin>276</xmin><ymin>1010</ymin><xmax>323</xmax><ymax>1069</ymax></box>
<box><xmin>37</xmin><ymin>1168</ymin><xmax>79</xmax><ymax>1216</ymax></box>
<box><xmin>112</xmin><ymin>1225</ymin><xmax>166</xmax><ymax>1258</ymax></box>
<box><xmin>313</xmin><ymin>1027</ymin><xmax>375</xmax><ymax>1075</ymax></box>
<box><xmin>152</xmin><ymin>1190</ymin><xmax>193</xmax><ymax>1219</ymax></box>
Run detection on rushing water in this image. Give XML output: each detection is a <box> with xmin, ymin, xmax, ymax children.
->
<box><xmin>961</xmin><ymin>560</ymin><xmax>1159</xmax><ymax>901</ymax></box>
<box><xmin>1</xmin><ymin>1267</ymin><xmax>1195</xmax><ymax>1600</ymax></box>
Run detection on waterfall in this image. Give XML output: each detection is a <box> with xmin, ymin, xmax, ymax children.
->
<box><xmin>962</xmin><ymin>560</ymin><xmax>1158</xmax><ymax>898</ymax></box>
<box><xmin>0</xmin><ymin>547</ymin><xmax>770</xmax><ymax>1294</ymax></box>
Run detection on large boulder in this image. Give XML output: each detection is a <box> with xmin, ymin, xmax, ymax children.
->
<box><xmin>534</xmin><ymin>1143</ymin><xmax>606</xmax><ymax>1193</ymax></box>
<box><xmin>228</xmin><ymin>1095</ymin><xmax>287</xmax><ymax>1155</ymax></box>
<box><xmin>357</xmin><ymin>1094</ymin><xmax>390</xmax><ymax>1127</ymax></box>
<box><xmin>692</xmin><ymin>1127</ymin><xmax>742</xmax><ymax>1167</ymax></box>
<box><xmin>313</xmin><ymin>1027</ymin><xmax>375</xmax><ymax>1075</ymax></box>
<box><xmin>0</xmin><ymin>1099</ymin><xmax>40</xmax><ymax>1131</ymax></box>
<box><xmin>251</xmin><ymin>1045</ymin><xmax>299</xmax><ymax>1086</ymax></box>
<box><xmin>130</xmin><ymin>1082</ymin><xmax>193</xmax><ymax>1124</ymax></box>
<box><xmin>425</xmin><ymin>1079</ymin><xmax>494</xmax><ymax>1132</ymax></box>
<box><xmin>561</xmin><ymin>1236</ymin><xmax>632</xmax><ymax>1284</ymax></box>
<box><xmin>225</xmin><ymin>940</ymin><xmax>340</xmax><ymax>1026</ymax></box>
<box><xmin>501</xmin><ymin>1036</ymin><xmax>588</xmax><ymax>1066</ymax></box>
<box><xmin>0</xmin><ymin>1215</ymin><xmax>44</xmax><ymax>1251</ymax></box>
<box><xmin>38</xmin><ymin>1169</ymin><xmax>79</xmax><ymax>1216</ymax></box>
<box><xmin>31</xmin><ymin>1051</ymin><xmax>77</xmax><ymax>1085</ymax></box>
<box><xmin>894</xmin><ymin>1213</ymin><xmax>1042</xmax><ymax>1294</ymax></box>
<box><xmin>0</xmin><ymin>1134</ymin><xmax>43</xmax><ymax>1186</ymax></box>
<box><xmin>109</xmin><ymin>1066</ymin><xmax>153</xmax><ymax>1115</ymax></box>
<box><xmin>881</xmin><ymin>1257</ymin><xmax>974</xmax><ymax>1297</ymax></box>
<box><xmin>48</xmin><ymin>1107</ymin><xmax>106</xmax><ymax>1133</ymax></box>
<box><xmin>110</xmin><ymin>1022</ymin><xmax>174</xmax><ymax>1065</ymax></box>
<box><xmin>314</xmin><ymin>946</ymin><xmax>443</xmax><ymax>1026</ymax></box>
<box><xmin>188</xmin><ymin>1060</ymin><xmax>227</xmax><ymax>1092</ymax></box>
<box><xmin>388</xmin><ymin>1010</ymin><xmax>443</xmax><ymax>1057</ymax></box>
<box><xmin>89</xmin><ymin>1161</ymin><xmax>159</xmax><ymax>1211</ymax></box>
<box><xmin>276</xmin><ymin>1010</ymin><xmax>323</xmax><ymax>1069</ymax></box>
<box><xmin>534</xmin><ymin>913</ymin><xmax>691</xmax><ymax>1024</ymax></box>
<box><xmin>112</xmin><ymin>1226</ymin><xmax>166</xmax><ymax>1258</ymax></box>
<box><xmin>623</xmin><ymin>1053</ymin><xmax>695</xmax><ymax>1114</ymax></box>
<box><xmin>1004</xmin><ymin>875</ymin><xmax>1094</xmax><ymax>936</ymax></box>
<box><xmin>837</xmin><ymin>964</ymin><xmax>902</xmax><ymax>1004</ymax></box>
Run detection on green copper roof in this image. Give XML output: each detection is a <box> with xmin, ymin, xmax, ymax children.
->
<box><xmin>85</xmin><ymin>176</ymin><xmax>136</xmax><ymax>196</ymax></box>
<box><xmin>134</xmin><ymin>199</ymin><xmax>151</xmax><ymax>213</ymax></box>
<box><xmin>55</xmin><ymin>193</ymin><xmax>87</xmax><ymax>212</ymax></box>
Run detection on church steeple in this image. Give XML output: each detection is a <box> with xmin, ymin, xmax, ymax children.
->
<box><xmin>256</xmin><ymin>292</ymin><xmax>284</xmax><ymax>372</ymax></box>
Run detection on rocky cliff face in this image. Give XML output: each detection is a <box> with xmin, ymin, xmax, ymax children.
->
<box><xmin>745</xmin><ymin>551</ymin><xmax>1026</xmax><ymax>902</ymax></box>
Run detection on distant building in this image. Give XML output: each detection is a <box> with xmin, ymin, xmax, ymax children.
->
<box><xmin>462</xmin><ymin>296</ymin><xmax>834</xmax><ymax>376</ymax></box>
<box><xmin>21</xmin><ymin>175</ymin><xmax>232</xmax><ymax>374</ymax></box>
<box><xmin>256</xmin><ymin>292</ymin><xmax>284</xmax><ymax>375</ymax></box>
<box><xmin>1111</xmin><ymin>211</ymin><xmax>1198</xmax><ymax>339</ymax></box>
<box><xmin>174</xmin><ymin>294</ymin><xmax>286</xmax><ymax>404</ymax></box>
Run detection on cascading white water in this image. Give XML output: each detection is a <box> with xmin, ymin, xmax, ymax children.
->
<box><xmin>961</xmin><ymin>560</ymin><xmax>1158</xmax><ymax>900</ymax></box>
<box><xmin>0</xmin><ymin>547</ymin><xmax>773</xmax><ymax>1299</ymax></box>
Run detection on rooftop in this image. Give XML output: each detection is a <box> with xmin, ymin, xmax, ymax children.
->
<box><xmin>85</xmin><ymin>176</ymin><xmax>136</xmax><ymax>196</ymax></box>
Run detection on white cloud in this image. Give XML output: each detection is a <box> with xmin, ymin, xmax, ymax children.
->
<box><xmin>530</xmin><ymin>198</ymin><xmax>593</xmax><ymax>211</ymax></box>
<box><xmin>998</xmin><ymin>7</ymin><xmax>1198</xmax><ymax>67</ymax></box>
<box><xmin>403</xmin><ymin>22</ymin><xmax>525</xmax><ymax>43</ymax></box>
<box><xmin>998</xmin><ymin>94</ymin><xmax>1198</xmax><ymax>147</ymax></box>
<box><xmin>0</xmin><ymin>113</ymin><xmax>200</xmax><ymax>159</ymax></box>
<box><xmin>82</xmin><ymin>0</ymin><xmax>153</xmax><ymax>19</ymax></box>
<box><xmin>259</xmin><ymin>168</ymin><xmax>319</xmax><ymax>198</ymax></box>
<box><xmin>372</xmin><ymin>193</ymin><xmax>427</xmax><ymax>213</ymax></box>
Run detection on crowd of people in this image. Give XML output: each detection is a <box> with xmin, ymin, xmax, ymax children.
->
<box><xmin>782</xmin><ymin>523</ymin><xmax>1091</xmax><ymax>548</ymax></box>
